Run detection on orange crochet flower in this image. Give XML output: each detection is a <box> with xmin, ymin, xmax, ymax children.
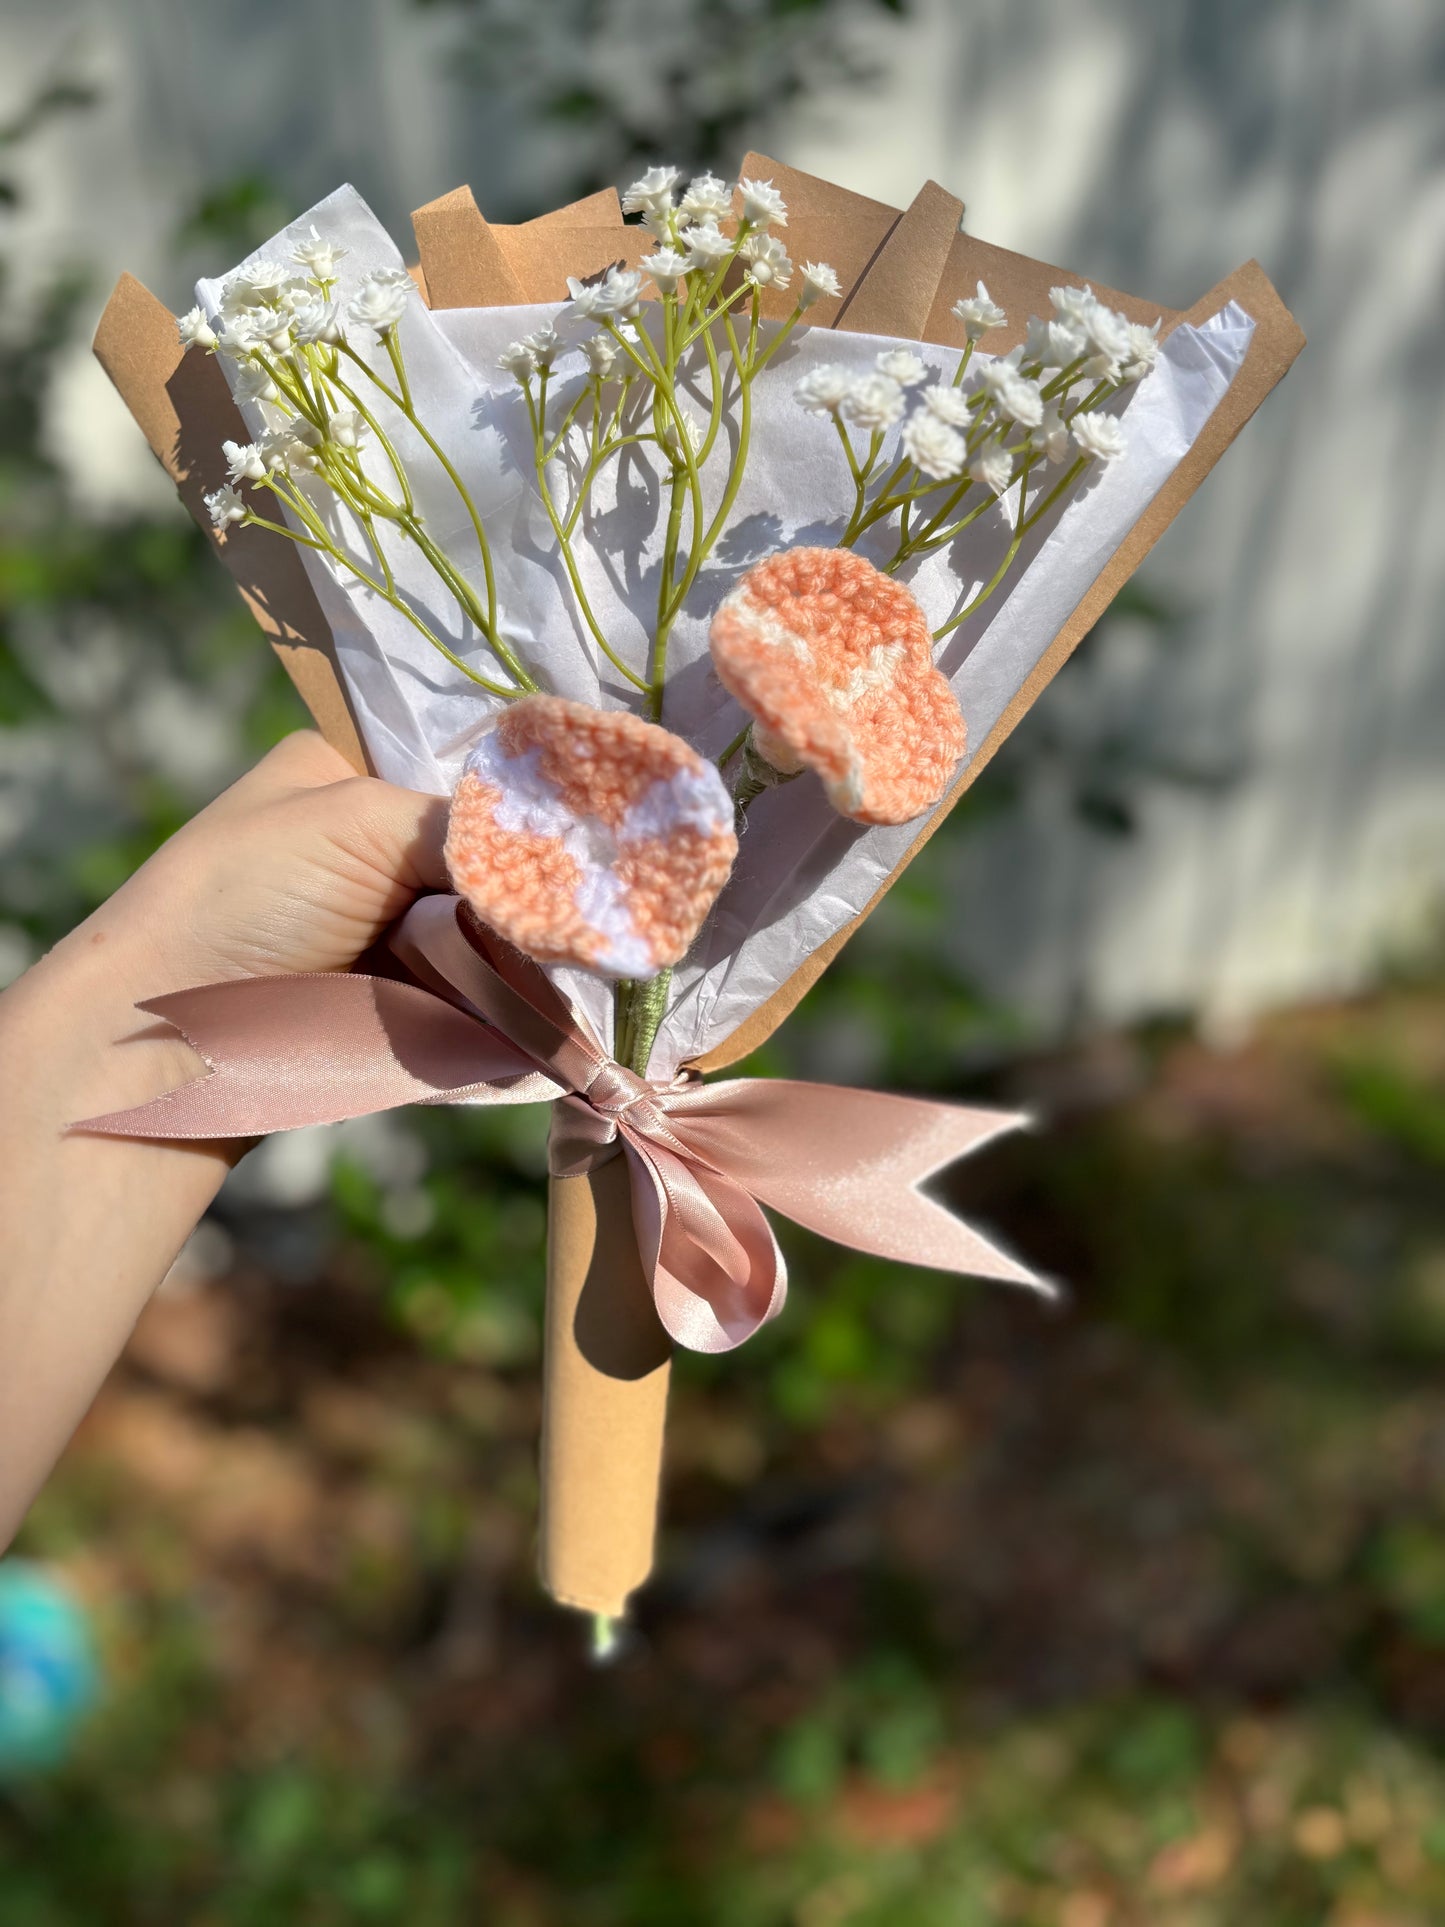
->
<box><xmin>445</xmin><ymin>696</ymin><xmax>738</xmax><ymax>978</ymax></box>
<box><xmin>709</xmin><ymin>547</ymin><xmax>967</xmax><ymax>826</ymax></box>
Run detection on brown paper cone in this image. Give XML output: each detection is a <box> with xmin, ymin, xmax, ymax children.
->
<box><xmin>540</xmin><ymin>1157</ymin><xmax>672</xmax><ymax>1617</ymax></box>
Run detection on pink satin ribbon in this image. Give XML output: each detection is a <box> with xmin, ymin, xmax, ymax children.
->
<box><xmin>77</xmin><ymin>896</ymin><xmax>1042</xmax><ymax>1353</ymax></box>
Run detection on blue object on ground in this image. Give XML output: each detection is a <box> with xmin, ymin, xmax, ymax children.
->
<box><xmin>0</xmin><ymin>1561</ymin><xmax>99</xmax><ymax>1776</ymax></box>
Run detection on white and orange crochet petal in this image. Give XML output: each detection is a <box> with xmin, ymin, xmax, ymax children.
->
<box><xmin>710</xmin><ymin>547</ymin><xmax>967</xmax><ymax>827</ymax></box>
<box><xmin>445</xmin><ymin>696</ymin><xmax>738</xmax><ymax>979</ymax></box>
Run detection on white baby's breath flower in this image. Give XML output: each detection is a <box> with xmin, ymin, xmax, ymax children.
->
<box><xmin>222</xmin><ymin>302</ymin><xmax>290</xmax><ymax>355</ymax></box>
<box><xmin>622</xmin><ymin>165</ymin><xmax>682</xmax><ymax>215</ymax></box>
<box><xmin>1082</xmin><ymin>351</ymin><xmax>1123</xmax><ymax>384</ymax></box>
<box><xmin>222</xmin><ymin>438</ymin><xmax>266</xmax><ymax>484</ymax></box>
<box><xmin>288</xmin><ymin>291</ymin><xmax>343</xmax><ymax>345</ymax></box>
<box><xmin>977</xmin><ymin>352</ymin><xmax>1045</xmax><ymax>428</ymax></box>
<box><xmin>204</xmin><ymin>483</ymin><xmax>247</xmax><ymax>529</ymax></box>
<box><xmin>582</xmin><ymin>333</ymin><xmax>620</xmax><ymax>378</ymax></box>
<box><xmin>1024</xmin><ymin>314</ymin><xmax>1088</xmax><ymax>369</ymax></box>
<box><xmin>327</xmin><ymin>407</ymin><xmax>367</xmax><ymax>450</ymax></box>
<box><xmin>1071</xmin><ymin>411</ymin><xmax>1127</xmax><ymax>463</ymax></box>
<box><xmin>920</xmin><ymin>382</ymin><xmax>972</xmax><ymax>427</ymax></box>
<box><xmin>258</xmin><ymin>306</ymin><xmax>296</xmax><ymax>353</ymax></box>
<box><xmin>682</xmin><ymin>220</ymin><xmax>733</xmax><ymax>271</ymax></box>
<box><xmin>261</xmin><ymin>422</ymin><xmax>321</xmax><ymax>473</ymax></box>
<box><xmin>1083</xmin><ymin>298</ymin><xmax>1131</xmax><ymax>364</ymax></box>
<box><xmin>498</xmin><ymin>340</ymin><xmax>538</xmax><ymax>382</ymax></box>
<box><xmin>257</xmin><ymin>427</ymin><xmax>293</xmax><ymax>475</ymax></box>
<box><xmin>348</xmin><ymin>273</ymin><xmax>410</xmax><ymax>335</ymax></box>
<box><xmin>660</xmin><ymin>406</ymin><xmax>704</xmax><ymax>460</ymax></box>
<box><xmin>1029</xmin><ymin>406</ymin><xmax>1072</xmax><ymax>466</ymax></box>
<box><xmin>738</xmin><ymin>177</ymin><xmax>787</xmax><ymax>229</ymax></box>
<box><xmin>233</xmin><ymin>362</ymin><xmax>281</xmax><ymax>406</ymax></box>
<box><xmin>292</xmin><ymin>228</ymin><xmax>348</xmax><ymax>279</ymax></box>
<box><xmin>969</xmin><ymin>444</ymin><xmax>1014</xmax><ymax>495</ymax></box>
<box><xmin>798</xmin><ymin>261</ymin><xmax>840</xmax><ymax>309</ymax></box>
<box><xmin>840</xmin><ymin>372</ymin><xmax>905</xmax><ymax>433</ymax></box>
<box><xmin>875</xmin><ymin>347</ymin><xmax>928</xmax><ymax>388</ymax></box>
<box><xmin>1119</xmin><ymin>318</ymin><xmax>1162</xmax><ymax>382</ymax></box>
<box><xmin>741</xmin><ymin>232</ymin><xmax>792</xmax><ymax>290</ymax></box>
<box><xmin>1050</xmin><ymin>283</ymin><xmax>1096</xmax><ymax>328</ymax></box>
<box><xmin>523</xmin><ymin>323</ymin><xmax>561</xmax><ymax>369</ymax></box>
<box><xmin>794</xmin><ymin>364</ymin><xmax>853</xmax><ymax>417</ymax></box>
<box><xmin>901</xmin><ymin>410</ymin><xmax>966</xmax><ymax>481</ymax></box>
<box><xmin>594</xmin><ymin>265</ymin><xmax>644</xmax><ymax>318</ymax></box>
<box><xmin>221</xmin><ymin>259</ymin><xmax>291</xmax><ymax>312</ymax></box>
<box><xmin>952</xmin><ymin>280</ymin><xmax>1006</xmax><ymax>340</ymax></box>
<box><xmin>215</xmin><ymin>310</ymin><xmax>265</xmax><ymax>358</ymax></box>
<box><xmin>644</xmin><ymin>247</ymin><xmax>690</xmax><ymax>296</ymax></box>
<box><xmin>564</xmin><ymin>276</ymin><xmax>605</xmax><ymax>320</ymax></box>
<box><xmin>679</xmin><ymin>172</ymin><xmax>732</xmax><ymax>223</ymax></box>
<box><xmin>177</xmin><ymin>307</ymin><xmax>218</xmax><ymax>353</ymax></box>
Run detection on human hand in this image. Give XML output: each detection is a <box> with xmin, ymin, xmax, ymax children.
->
<box><xmin>0</xmin><ymin>731</ymin><xmax>451</xmax><ymax>1550</ymax></box>
<box><xmin>86</xmin><ymin>728</ymin><xmax>450</xmax><ymax>993</ymax></box>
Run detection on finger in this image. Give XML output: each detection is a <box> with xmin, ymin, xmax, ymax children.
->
<box><xmin>305</xmin><ymin>774</ymin><xmax>452</xmax><ymax>895</ymax></box>
<box><xmin>245</xmin><ymin>729</ymin><xmax>365</xmax><ymax>795</ymax></box>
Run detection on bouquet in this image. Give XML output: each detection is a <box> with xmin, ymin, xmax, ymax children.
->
<box><xmin>91</xmin><ymin>156</ymin><xmax>1303</xmax><ymax>1643</ymax></box>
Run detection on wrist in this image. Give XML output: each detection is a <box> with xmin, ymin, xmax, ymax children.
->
<box><xmin>1</xmin><ymin>892</ymin><xmax>233</xmax><ymax>1141</ymax></box>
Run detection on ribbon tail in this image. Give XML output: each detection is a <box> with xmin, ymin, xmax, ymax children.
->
<box><xmin>73</xmin><ymin>973</ymin><xmax>562</xmax><ymax>1140</ymax></box>
<box><xmin>621</xmin><ymin>1130</ymin><xmax>787</xmax><ymax>1354</ymax></box>
<box><xmin>663</xmin><ymin>1080</ymin><xmax>1050</xmax><ymax>1296</ymax></box>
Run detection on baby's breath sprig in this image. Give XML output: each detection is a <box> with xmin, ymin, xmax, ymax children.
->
<box><xmin>796</xmin><ymin>280</ymin><xmax>1161</xmax><ymax>641</ymax></box>
<box><xmin>495</xmin><ymin>167</ymin><xmax>838</xmax><ymax>722</ymax></box>
<box><xmin>181</xmin><ymin>243</ymin><xmax>538</xmax><ymax>701</ymax></box>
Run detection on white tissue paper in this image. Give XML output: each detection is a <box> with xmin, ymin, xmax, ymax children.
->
<box><xmin>199</xmin><ymin>186</ymin><xmax>1254</xmax><ymax>1076</ymax></box>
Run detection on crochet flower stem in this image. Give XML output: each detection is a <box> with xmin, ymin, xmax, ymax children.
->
<box><xmin>614</xmin><ymin>970</ymin><xmax>672</xmax><ymax>1076</ymax></box>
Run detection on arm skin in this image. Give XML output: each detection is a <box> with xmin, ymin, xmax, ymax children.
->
<box><xmin>0</xmin><ymin>731</ymin><xmax>449</xmax><ymax>1549</ymax></box>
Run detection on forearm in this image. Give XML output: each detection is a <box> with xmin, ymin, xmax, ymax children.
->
<box><xmin>0</xmin><ymin>905</ymin><xmax>238</xmax><ymax>1548</ymax></box>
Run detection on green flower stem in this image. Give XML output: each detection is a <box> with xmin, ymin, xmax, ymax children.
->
<box><xmin>750</xmin><ymin>302</ymin><xmax>803</xmax><ymax>375</ymax></box>
<box><xmin>244</xmin><ymin>512</ymin><xmax>328</xmax><ymax>552</ymax></box>
<box><xmin>522</xmin><ymin>385</ymin><xmax>650</xmax><ymax>697</ymax></box>
<box><xmin>614</xmin><ymin>970</ymin><xmax>672</xmax><ymax>1076</ymax></box>
<box><xmin>883</xmin><ymin>487</ymin><xmax>995</xmax><ymax>569</ymax></box>
<box><xmin>357</xmin><ymin>505</ymin><xmax>396</xmax><ymax>594</ymax></box>
<box><xmin>250</xmin><ymin>488</ymin><xmax>514</xmax><ymax>697</ymax></box>
<box><xmin>342</xmin><ymin>333</ymin><xmax>517</xmax><ymax>681</ymax></box>
<box><xmin>677</xmin><ymin>281</ymin><xmax>750</xmax><ymax>355</ymax></box>
<box><xmin>653</xmin><ymin>470</ymin><xmax>688</xmax><ymax>710</ymax></box>
<box><xmin>695</xmin><ymin>318</ymin><xmax>728</xmax><ymax>467</ymax></box>
<box><xmin>319</xmin><ymin>362</ymin><xmax>417</xmax><ymax>515</ymax></box>
<box><xmin>929</xmin><ymin>455</ymin><xmax>1092</xmax><ymax>644</ymax></box>
<box><xmin>384</xmin><ymin>329</ymin><xmax>414</xmax><ymax>413</ymax></box>
<box><xmin>1040</xmin><ymin>356</ymin><xmax>1087</xmax><ymax>401</ymax></box>
<box><xmin>691</xmin><ymin>221</ymin><xmax>752</xmax><ymax>318</ymax></box>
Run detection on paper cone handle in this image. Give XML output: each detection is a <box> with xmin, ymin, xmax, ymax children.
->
<box><xmin>539</xmin><ymin>1160</ymin><xmax>672</xmax><ymax>1617</ymax></box>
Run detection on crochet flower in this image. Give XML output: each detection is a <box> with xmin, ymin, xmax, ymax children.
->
<box><xmin>445</xmin><ymin>697</ymin><xmax>738</xmax><ymax>979</ymax></box>
<box><xmin>710</xmin><ymin>548</ymin><xmax>968</xmax><ymax>826</ymax></box>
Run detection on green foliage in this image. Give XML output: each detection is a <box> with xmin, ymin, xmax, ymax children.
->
<box><xmin>412</xmin><ymin>0</ymin><xmax>911</xmax><ymax>214</ymax></box>
<box><xmin>178</xmin><ymin>172</ymin><xmax>297</xmax><ymax>255</ymax></box>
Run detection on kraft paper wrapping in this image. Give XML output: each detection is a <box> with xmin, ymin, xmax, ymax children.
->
<box><xmin>542</xmin><ymin>1157</ymin><xmax>671</xmax><ymax>1616</ymax></box>
<box><xmin>93</xmin><ymin>158</ymin><xmax>1304</xmax><ymax>1619</ymax></box>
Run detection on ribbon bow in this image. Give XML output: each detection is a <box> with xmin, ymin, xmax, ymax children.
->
<box><xmin>79</xmin><ymin>895</ymin><xmax>1043</xmax><ymax>1352</ymax></box>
